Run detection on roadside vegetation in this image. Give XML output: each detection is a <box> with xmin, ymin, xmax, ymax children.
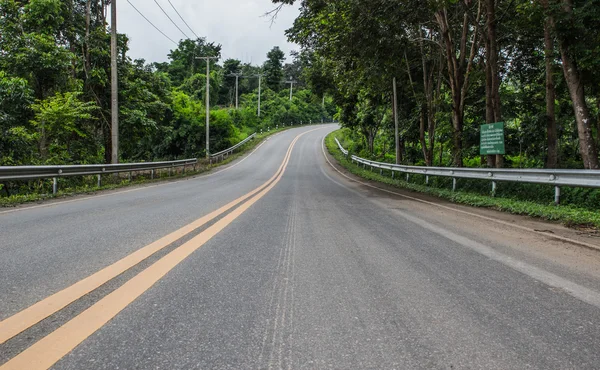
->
<box><xmin>327</xmin><ymin>130</ymin><xmax>600</xmax><ymax>229</ymax></box>
<box><xmin>0</xmin><ymin>0</ymin><xmax>336</xmax><ymax>199</ymax></box>
<box><xmin>273</xmin><ymin>0</ymin><xmax>600</xmax><ymax>171</ymax></box>
<box><xmin>0</xmin><ymin>123</ymin><xmax>311</xmax><ymax>207</ymax></box>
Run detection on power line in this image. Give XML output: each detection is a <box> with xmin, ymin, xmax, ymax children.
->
<box><xmin>126</xmin><ymin>0</ymin><xmax>177</xmax><ymax>45</ymax></box>
<box><xmin>167</xmin><ymin>0</ymin><xmax>200</xmax><ymax>39</ymax></box>
<box><xmin>153</xmin><ymin>0</ymin><xmax>190</xmax><ymax>39</ymax></box>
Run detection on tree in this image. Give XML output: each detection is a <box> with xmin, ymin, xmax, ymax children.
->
<box><xmin>30</xmin><ymin>92</ymin><xmax>99</xmax><ymax>163</ymax></box>
<box><xmin>0</xmin><ymin>72</ymin><xmax>36</xmax><ymax>166</ymax></box>
<box><xmin>434</xmin><ymin>1</ymin><xmax>482</xmax><ymax>167</ymax></box>
<box><xmin>539</xmin><ymin>0</ymin><xmax>559</xmax><ymax>168</ymax></box>
<box><xmin>550</xmin><ymin>0</ymin><xmax>600</xmax><ymax>169</ymax></box>
<box><xmin>162</xmin><ymin>38</ymin><xmax>222</xmax><ymax>87</ymax></box>
<box><xmin>221</xmin><ymin>58</ymin><xmax>242</xmax><ymax>106</ymax></box>
<box><xmin>263</xmin><ymin>46</ymin><xmax>286</xmax><ymax>91</ymax></box>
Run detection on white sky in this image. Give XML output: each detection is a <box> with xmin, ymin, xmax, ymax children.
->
<box><xmin>117</xmin><ymin>0</ymin><xmax>300</xmax><ymax>65</ymax></box>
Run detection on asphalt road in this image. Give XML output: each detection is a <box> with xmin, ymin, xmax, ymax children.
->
<box><xmin>1</xmin><ymin>124</ymin><xmax>600</xmax><ymax>369</ymax></box>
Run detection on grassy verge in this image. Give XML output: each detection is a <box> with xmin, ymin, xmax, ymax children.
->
<box><xmin>325</xmin><ymin>130</ymin><xmax>600</xmax><ymax>229</ymax></box>
<box><xmin>0</xmin><ymin>124</ymin><xmax>316</xmax><ymax>207</ymax></box>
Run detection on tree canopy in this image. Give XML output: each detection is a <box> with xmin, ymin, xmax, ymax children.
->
<box><xmin>273</xmin><ymin>0</ymin><xmax>600</xmax><ymax>169</ymax></box>
<box><xmin>0</xmin><ymin>0</ymin><xmax>335</xmax><ymax>175</ymax></box>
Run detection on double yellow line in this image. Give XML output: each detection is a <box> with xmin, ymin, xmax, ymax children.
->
<box><xmin>0</xmin><ymin>128</ymin><xmax>319</xmax><ymax>370</ymax></box>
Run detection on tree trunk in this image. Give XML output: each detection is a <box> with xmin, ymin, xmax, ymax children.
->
<box><xmin>560</xmin><ymin>50</ymin><xmax>599</xmax><ymax>168</ymax></box>
<box><xmin>452</xmin><ymin>110</ymin><xmax>463</xmax><ymax>167</ymax></box>
<box><xmin>39</xmin><ymin>122</ymin><xmax>48</xmax><ymax>161</ymax></box>
<box><xmin>597</xmin><ymin>98</ymin><xmax>600</xmax><ymax>154</ymax></box>
<box><xmin>104</xmin><ymin>125</ymin><xmax>112</xmax><ymax>164</ymax></box>
<box><xmin>399</xmin><ymin>137</ymin><xmax>405</xmax><ymax>163</ymax></box>
<box><xmin>435</xmin><ymin>3</ymin><xmax>481</xmax><ymax>168</ymax></box>
<box><xmin>484</xmin><ymin>23</ymin><xmax>496</xmax><ymax>168</ymax></box>
<box><xmin>485</xmin><ymin>0</ymin><xmax>503</xmax><ymax>168</ymax></box>
<box><xmin>419</xmin><ymin>32</ymin><xmax>435</xmax><ymax>167</ymax></box>
<box><xmin>556</xmin><ymin>0</ymin><xmax>599</xmax><ymax>169</ymax></box>
<box><xmin>363</xmin><ymin>127</ymin><xmax>376</xmax><ymax>154</ymax></box>
<box><xmin>85</xmin><ymin>0</ymin><xmax>91</xmax><ymax>75</ymax></box>
<box><xmin>542</xmin><ymin>1</ymin><xmax>558</xmax><ymax>168</ymax></box>
<box><xmin>419</xmin><ymin>106</ymin><xmax>432</xmax><ymax>166</ymax></box>
<box><xmin>427</xmin><ymin>110</ymin><xmax>435</xmax><ymax>166</ymax></box>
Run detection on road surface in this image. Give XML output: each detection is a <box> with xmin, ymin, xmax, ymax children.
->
<box><xmin>1</xmin><ymin>125</ymin><xmax>600</xmax><ymax>369</ymax></box>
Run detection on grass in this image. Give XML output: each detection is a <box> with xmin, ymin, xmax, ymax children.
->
<box><xmin>325</xmin><ymin>130</ymin><xmax>600</xmax><ymax>230</ymax></box>
<box><xmin>0</xmin><ymin>123</ymin><xmax>317</xmax><ymax>208</ymax></box>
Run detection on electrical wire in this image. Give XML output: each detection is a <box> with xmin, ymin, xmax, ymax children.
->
<box><xmin>126</xmin><ymin>0</ymin><xmax>177</xmax><ymax>45</ymax></box>
<box><xmin>153</xmin><ymin>0</ymin><xmax>190</xmax><ymax>39</ymax></box>
<box><xmin>167</xmin><ymin>0</ymin><xmax>200</xmax><ymax>39</ymax></box>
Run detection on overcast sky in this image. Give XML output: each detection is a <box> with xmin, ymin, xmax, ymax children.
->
<box><xmin>117</xmin><ymin>0</ymin><xmax>300</xmax><ymax>65</ymax></box>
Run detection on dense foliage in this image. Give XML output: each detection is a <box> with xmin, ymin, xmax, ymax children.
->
<box><xmin>274</xmin><ymin>0</ymin><xmax>600</xmax><ymax>169</ymax></box>
<box><xmin>0</xmin><ymin>0</ymin><xmax>335</xmax><ymax>170</ymax></box>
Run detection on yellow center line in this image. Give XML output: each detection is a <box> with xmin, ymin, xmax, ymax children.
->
<box><xmin>0</xmin><ymin>128</ymin><xmax>321</xmax><ymax>370</ymax></box>
<box><xmin>0</xmin><ymin>129</ymin><xmax>310</xmax><ymax>345</ymax></box>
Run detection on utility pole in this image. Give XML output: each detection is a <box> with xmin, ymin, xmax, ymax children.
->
<box><xmin>227</xmin><ymin>73</ymin><xmax>242</xmax><ymax>109</ymax></box>
<box><xmin>196</xmin><ymin>56</ymin><xmax>218</xmax><ymax>158</ymax></box>
<box><xmin>110</xmin><ymin>0</ymin><xmax>118</xmax><ymax>164</ymax></box>
<box><xmin>256</xmin><ymin>74</ymin><xmax>263</xmax><ymax>117</ymax></box>
<box><xmin>285</xmin><ymin>79</ymin><xmax>297</xmax><ymax>101</ymax></box>
<box><xmin>393</xmin><ymin>77</ymin><xmax>400</xmax><ymax>164</ymax></box>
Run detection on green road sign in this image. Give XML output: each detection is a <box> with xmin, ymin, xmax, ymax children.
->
<box><xmin>480</xmin><ymin>122</ymin><xmax>505</xmax><ymax>155</ymax></box>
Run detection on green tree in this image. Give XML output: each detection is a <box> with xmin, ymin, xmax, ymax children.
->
<box><xmin>161</xmin><ymin>38</ymin><xmax>222</xmax><ymax>87</ymax></box>
<box><xmin>263</xmin><ymin>46</ymin><xmax>286</xmax><ymax>91</ymax></box>
<box><xmin>30</xmin><ymin>92</ymin><xmax>99</xmax><ymax>164</ymax></box>
<box><xmin>0</xmin><ymin>72</ymin><xmax>36</xmax><ymax>165</ymax></box>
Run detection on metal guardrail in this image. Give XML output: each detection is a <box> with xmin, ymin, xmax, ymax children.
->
<box><xmin>0</xmin><ymin>158</ymin><xmax>198</xmax><ymax>195</ymax></box>
<box><xmin>210</xmin><ymin>133</ymin><xmax>257</xmax><ymax>163</ymax></box>
<box><xmin>334</xmin><ymin>138</ymin><xmax>600</xmax><ymax>204</ymax></box>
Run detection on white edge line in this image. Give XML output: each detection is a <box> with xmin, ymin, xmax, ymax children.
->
<box><xmin>320</xmin><ymin>135</ymin><xmax>600</xmax><ymax>253</ymax></box>
<box><xmin>320</xmin><ymin>135</ymin><xmax>600</xmax><ymax>309</ymax></box>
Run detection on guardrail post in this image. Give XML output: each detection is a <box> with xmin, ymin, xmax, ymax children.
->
<box><xmin>151</xmin><ymin>170</ymin><xmax>154</xmax><ymax>180</ymax></box>
<box><xmin>555</xmin><ymin>186</ymin><xmax>561</xmax><ymax>205</ymax></box>
<box><xmin>128</xmin><ymin>172</ymin><xmax>132</xmax><ymax>182</ymax></box>
<box><xmin>380</xmin><ymin>168</ymin><xmax>383</xmax><ymax>175</ymax></box>
<box><xmin>406</xmin><ymin>173</ymin><xmax>410</xmax><ymax>182</ymax></box>
<box><xmin>97</xmin><ymin>174</ymin><xmax>102</xmax><ymax>187</ymax></box>
<box><xmin>452</xmin><ymin>177</ymin><xmax>457</xmax><ymax>192</ymax></box>
<box><xmin>426</xmin><ymin>175</ymin><xmax>429</xmax><ymax>186</ymax></box>
<box><xmin>53</xmin><ymin>177</ymin><xmax>57</xmax><ymax>195</ymax></box>
<box><xmin>392</xmin><ymin>171</ymin><xmax>395</xmax><ymax>179</ymax></box>
<box><xmin>492</xmin><ymin>181</ymin><xmax>497</xmax><ymax>196</ymax></box>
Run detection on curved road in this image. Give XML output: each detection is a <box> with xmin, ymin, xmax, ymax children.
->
<box><xmin>1</xmin><ymin>125</ymin><xmax>600</xmax><ymax>369</ymax></box>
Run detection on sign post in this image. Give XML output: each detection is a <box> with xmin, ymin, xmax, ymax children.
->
<box><xmin>480</xmin><ymin>122</ymin><xmax>505</xmax><ymax>155</ymax></box>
